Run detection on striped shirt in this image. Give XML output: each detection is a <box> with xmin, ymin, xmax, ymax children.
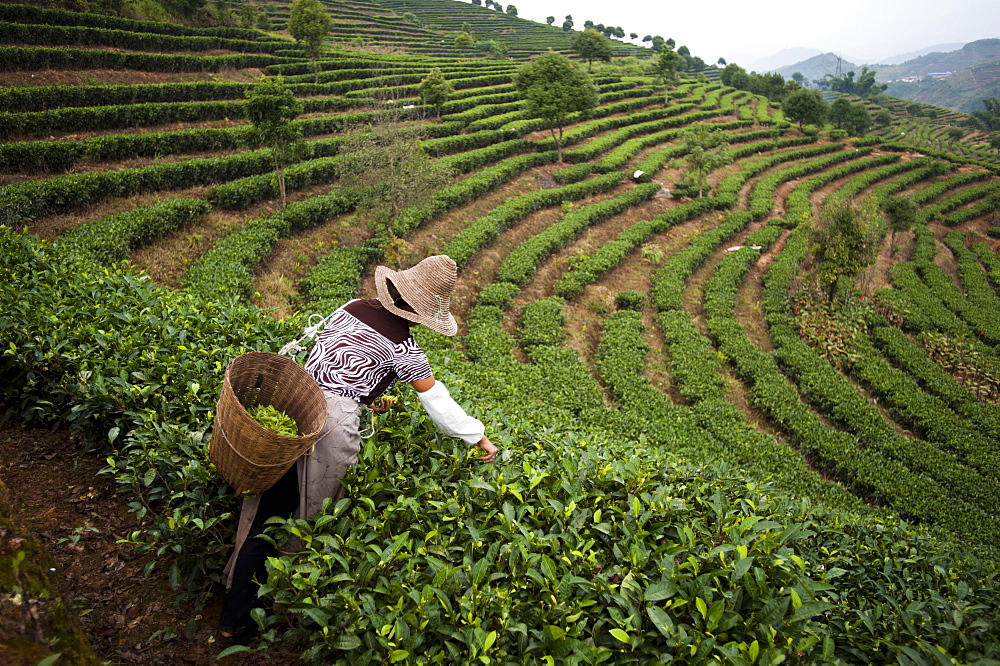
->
<box><xmin>304</xmin><ymin>299</ymin><xmax>432</xmax><ymax>405</ymax></box>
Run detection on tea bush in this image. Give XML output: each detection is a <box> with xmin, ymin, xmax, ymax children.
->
<box><xmin>0</xmin><ymin>229</ymin><xmax>298</xmax><ymax>588</ymax></box>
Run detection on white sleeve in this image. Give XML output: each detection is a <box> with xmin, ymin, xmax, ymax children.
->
<box><xmin>416</xmin><ymin>381</ymin><xmax>485</xmax><ymax>445</ymax></box>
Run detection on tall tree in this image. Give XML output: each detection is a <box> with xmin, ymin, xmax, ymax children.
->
<box><xmin>720</xmin><ymin>63</ymin><xmax>750</xmax><ymax>90</ymax></box>
<box><xmin>336</xmin><ymin>124</ymin><xmax>454</xmax><ymax>235</ymax></box>
<box><xmin>418</xmin><ymin>68</ymin><xmax>453</xmax><ymax>116</ymax></box>
<box><xmin>680</xmin><ymin>123</ymin><xmax>730</xmax><ymax>198</ymax></box>
<box><xmin>288</xmin><ymin>0</ymin><xmax>331</xmax><ymax>84</ymax></box>
<box><xmin>882</xmin><ymin>195</ymin><xmax>917</xmax><ymax>252</ymax></box>
<box><xmin>572</xmin><ymin>28</ymin><xmax>612</xmax><ymax>72</ymax></box>
<box><xmin>506</xmin><ymin>4</ymin><xmax>517</xmax><ymax>15</ymax></box>
<box><xmin>825</xmin><ymin>66</ymin><xmax>886</xmax><ymax>97</ymax></box>
<box><xmin>561</xmin><ymin>16</ymin><xmax>573</xmax><ymax>31</ymax></box>
<box><xmin>515</xmin><ymin>51</ymin><xmax>598</xmax><ymax>163</ymax></box>
<box><xmin>654</xmin><ymin>47</ymin><xmax>683</xmax><ymax>105</ymax></box>
<box><xmin>810</xmin><ymin>197</ymin><xmax>884</xmax><ymax>300</ymax></box>
<box><xmin>783</xmin><ymin>88</ymin><xmax>828</xmax><ymax>128</ymax></box>
<box><xmin>245</xmin><ymin>77</ymin><xmax>303</xmax><ymax>207</ymax></box>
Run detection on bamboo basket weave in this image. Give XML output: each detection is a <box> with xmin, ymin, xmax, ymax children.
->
<box><xmin>210</xmin><ymin>352</ymin><xmax>327</xmax><ymax>495</ymax></box>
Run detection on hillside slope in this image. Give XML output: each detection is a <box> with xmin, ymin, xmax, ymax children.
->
<box><xmin>1</xmin><ymin>1</ymin><xmax>1000</xmax><ymax>663</ymax></box>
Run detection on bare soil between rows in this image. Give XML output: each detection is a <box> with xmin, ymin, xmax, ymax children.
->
<box><xmin>0</xmin><ymin>417</ymin><xmax>300</xmax><ymax>664</ymax></box>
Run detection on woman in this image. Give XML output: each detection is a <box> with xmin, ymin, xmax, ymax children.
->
<box><xmin>219</xmin><ymin>254</ymin><xmax>497</xmax><ymax>642</ymax></box>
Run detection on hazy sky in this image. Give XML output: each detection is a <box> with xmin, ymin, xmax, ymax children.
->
<box><xmin>508</xmin><ymin>0</ymin><xmax>998</xmax><ymax>68</ymax></box>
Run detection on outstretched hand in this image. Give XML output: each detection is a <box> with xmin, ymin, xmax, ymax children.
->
<box><xmin>371</xmin><ymin>396</ymin><xmax>397</xmax><ymax>413</ymax></box>
<box><xmin>477</xmin><ymin>435</ymin><xmax>498</xmax><ymax>463</ymax></box>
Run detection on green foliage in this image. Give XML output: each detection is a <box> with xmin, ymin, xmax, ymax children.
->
<box><xmin>679</xmin><ymin>122</ymin><xmax>731</xmax><ymax>198</ymax></box>
<box><xmin>0</xmin><ymin>46</ymin><xmax>285</xmax><ymax>75</ymax></box>
<box><xmin>57</xmin><ymin>199</ymin><xmax>212</xmax><ymax>262</ymax></box>
<box><xmin>882</xmin><ymin>195</ymin><xmax>918</xmax><ymax>238</ymax></box>
<box><xmin>556</xmin><ymin>198</ymin><xmax>723</xmax><ymax>300</ymax></box>
<box><xmin>613</xmin><ymin>290</ymin><xmax>645</xmax><ymax>311</ymax></box>
<box><xmin>0</xmin><ymin>2</ymin><xmax>265</xmax><ymax>39</ymax></box>
<box><xmin>809</xmin><ymin>197</ymin><xmax>885</xmax><ymax>299</ymax></box>
<box><xmin>824</xmin><ymin>66</ymin><xmax>887</xmax><ymax>97</ymax></box>
<box><xmin>476</xmin><ymin>282</ymin><xmax>520</xmax><ymax>308</ymax></box>
<box><xmin>571</xmin><ymin>28</ymin><xmax>612</xmax><ymax>73</ymax></box>
<box><xmin>518</xmin><ymin>297</ymin><xmax>566</xmax><ymax>347</ymax></box>
<box><xmin>0</xmin><ymin>148</ymin><xmax>277</xmax><ymax>229</ymax></box>
<box><xmin>0</xmin><ymin>20</ymin><xmax>288</xmax><ymax>55</ymax></box>
<box><xmin>0</xmin><ymin>229</ymin><xmax>297</xmax><ymax>588</ymax></box>
<box><xmin>249</xmin><ymin>405</ymin><xmax>299</xmax><ymax>436</ymax></box>
<box><xmin>497</xmin><ymin>183</ymin><xmax>660</xmax><ymax>287</ymax></box>
<box><xmin>335</xmin><ymin>125</ymin><xmax>455</xmax><ymax>228</ymax></box>
<box><xmin>245</xmin><ymin>76</ymin><xmax>303</xmax><ymax>206</ymax></box>
<box><xmin>515</xmin><ymin>52</ymin><xmax>598</xmax><ymax>162</ymax></box>
<box><xmin>288</xmin><ymin>0</ymin><xmax>331</xmax><ymax>81</ymax></box>
<box><xmin>445</xmin><ymin>171</ymin><xmax>624</xmax><ymax>267</ymax></box>
<box><xmin>418</xmin><ymin>68</ymin><xmax>453</xmax><ymax>114</ymax></box>
<box><xmin>783</xmin><ymin>89</ymin><xmax>828</xmax><ymax>128</ymax></box>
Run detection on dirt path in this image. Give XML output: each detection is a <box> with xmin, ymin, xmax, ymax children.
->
<box><xmin>0</xmin><ymin>418</ymin><xmax>299</xmax><ymax>664</ymax></box>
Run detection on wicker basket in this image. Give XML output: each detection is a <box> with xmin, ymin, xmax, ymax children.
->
<box><xmin>210</xmin><ymin>352</ymin><xmax>327</xmax><ymax>495</ymax></box>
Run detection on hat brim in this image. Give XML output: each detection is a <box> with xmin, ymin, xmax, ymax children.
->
<box><xmin>375</xmin><ymin>265</ymin><xmax>458</xmax><ymax>336</ymax></box>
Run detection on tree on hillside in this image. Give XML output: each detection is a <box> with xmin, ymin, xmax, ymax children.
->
<box><xmin>679</xmin><ymin>123</ymin><xmax>730</xmax><ymax>198</ymax></box>
<box><xmin>717</xmin><ymin>57</ymin><xmax>726</xmax><ymax>67</ymax></box>
<box><xmin>336</xmin><ymin>124</ymin><xmax>454</xmax><ymax>236</ymax></box>
<box><xmin>720</xmin><ymin>63</ymin><xmax>750</xmax><ymax>90</ymax></box>
<box><xmin>784</xmin><ymin>89</ymin><xmax>828</xmax><ymax>128</ymax></box>
<box><xmin>546</xmin><ymin>15</ymin><xmax>555</xmax><ymax>25</ymax></box>
<box><xmin>572</xmin><ymin>28</ymin><xmax>612</xmax><ymax>72</ymax></box>
<box><xmin>506</xmin><ymin>4</ymin><xmax>517</xmax><ymax>16</ymax></box>
<box><xmin>418</xmin><ymin>68</ymin><xmax>453</xmax><ymax>116</ymax></box>
<box><xmin>562</xmin><ymin>16</ymin><xmax>574</xmax><ymax>31</ymax></box>
<box><xmin>829</xmin><ymin>97</ymin><xmax>853</xmax><ymax>128</ymax></box>
<box><xmin>882</xmin><ymin>195</ymin><xmax>917</xmax><ymax>253</ymax></box>
<box><xmin>455</xmin><ymin>31</ymin><xmax>474</xmax><ymax>48</ymax></box>
<box><xmin>829</xmin><ymin>99</ymin><xmax>872</xmax><ymax>136</ymax></box>
<box><xmin>844</xmin><ymin>104</ymin><xmax>872</xmax><ymax>136</ymax></box>
<box><xmin>654</xmin><ymin>47</ymin><xmax>683</xmax><ymax>105</ymax></box>
<box><xmin>873</xmin><ymin>107</ymin><xmax>894</xmax><ymax>128</ymax></box>
<box><xmin>475</xmin><ymin>39</ymin><xmax>508</xmax><ymax>58</ymax></box>
<box><xmin>245</xmin><ymin>77</ymin><xmax>303</xmax><ymax>207</ymax></box>
<box><xmin>515</xmin><ymin>51</ymin><xmax>598</xmax><ymax>163</ymax></box>
<box><xmin>967</xmin><ymin>97</ymin><xmax>1000</xmax><ymax>132</ymax></box>
<box><xmin>825</xmin><ymin>66</ymin><xmax>886</xmax><ymax>98</ymax></box>
<box><xmin>288</xmin><ymin>0</ymin><xmax>331</xmax><ymax>84</ymax></box>
<box><xmin>630</xmin><ymin>32</ymin><xmax>638</xmax><ymax>40</ymax></box>
<box><xmin>810</xmin><ymin>197</ymin><xmax>884</xmax><ymax>300</ymax></box>
<box><xmin>650</xmin><ymin>35</ymin><xmax>665</xmax><ymax>52</ymax></box>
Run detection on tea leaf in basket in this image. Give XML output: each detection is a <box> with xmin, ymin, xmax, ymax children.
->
<box><xmin>248</xmin><ymin>404</ymin><xmax>299</xmax><ymax>437</ymax></box>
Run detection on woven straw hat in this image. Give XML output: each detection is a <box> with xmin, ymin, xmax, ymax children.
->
<box><xmin>375</xmin><ymin>255</ymin><xmax>459</xmax><ymax>336</ymax></box>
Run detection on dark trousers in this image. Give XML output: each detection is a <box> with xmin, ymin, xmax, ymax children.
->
<box><xmin>219</xmin><ymin>464</ymin><xmax>300</xmax><ymax>634</ymax></box>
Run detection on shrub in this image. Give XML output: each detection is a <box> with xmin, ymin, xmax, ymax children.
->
<box><xmin>614</xmin><ymin>290</ymin><xmax>645</xmax><ymax>310</ymax></box>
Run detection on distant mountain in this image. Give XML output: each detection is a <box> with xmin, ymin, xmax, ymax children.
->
<box><xmin>884</xmin><ymin>61</ymin><xmax>1000</xmax><ymax>113</ymax></box>
<box><xmin>877</xmin><ymin>39</ymin><xmax>1000</xmax><ymax>80</ymax></box>
<box><xmin>745</xmin><ymin>47</ymin><xmax>823</xmax><ymax>73</ymax></box>
<box><xmin>872</xmin><ymin>43</ymin><xmax>966</xmax><ymax>66</ymax></box>
<box><xmin>769</xmin><ymin>53</ymin><xmax>859</xmax><ymax>84</ymax></box>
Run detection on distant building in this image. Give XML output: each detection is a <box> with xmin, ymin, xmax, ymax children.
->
<box><xmin>896</xmin><ymin>72</ymin><xmax>953</xmax><ymax>83</ymax></box>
